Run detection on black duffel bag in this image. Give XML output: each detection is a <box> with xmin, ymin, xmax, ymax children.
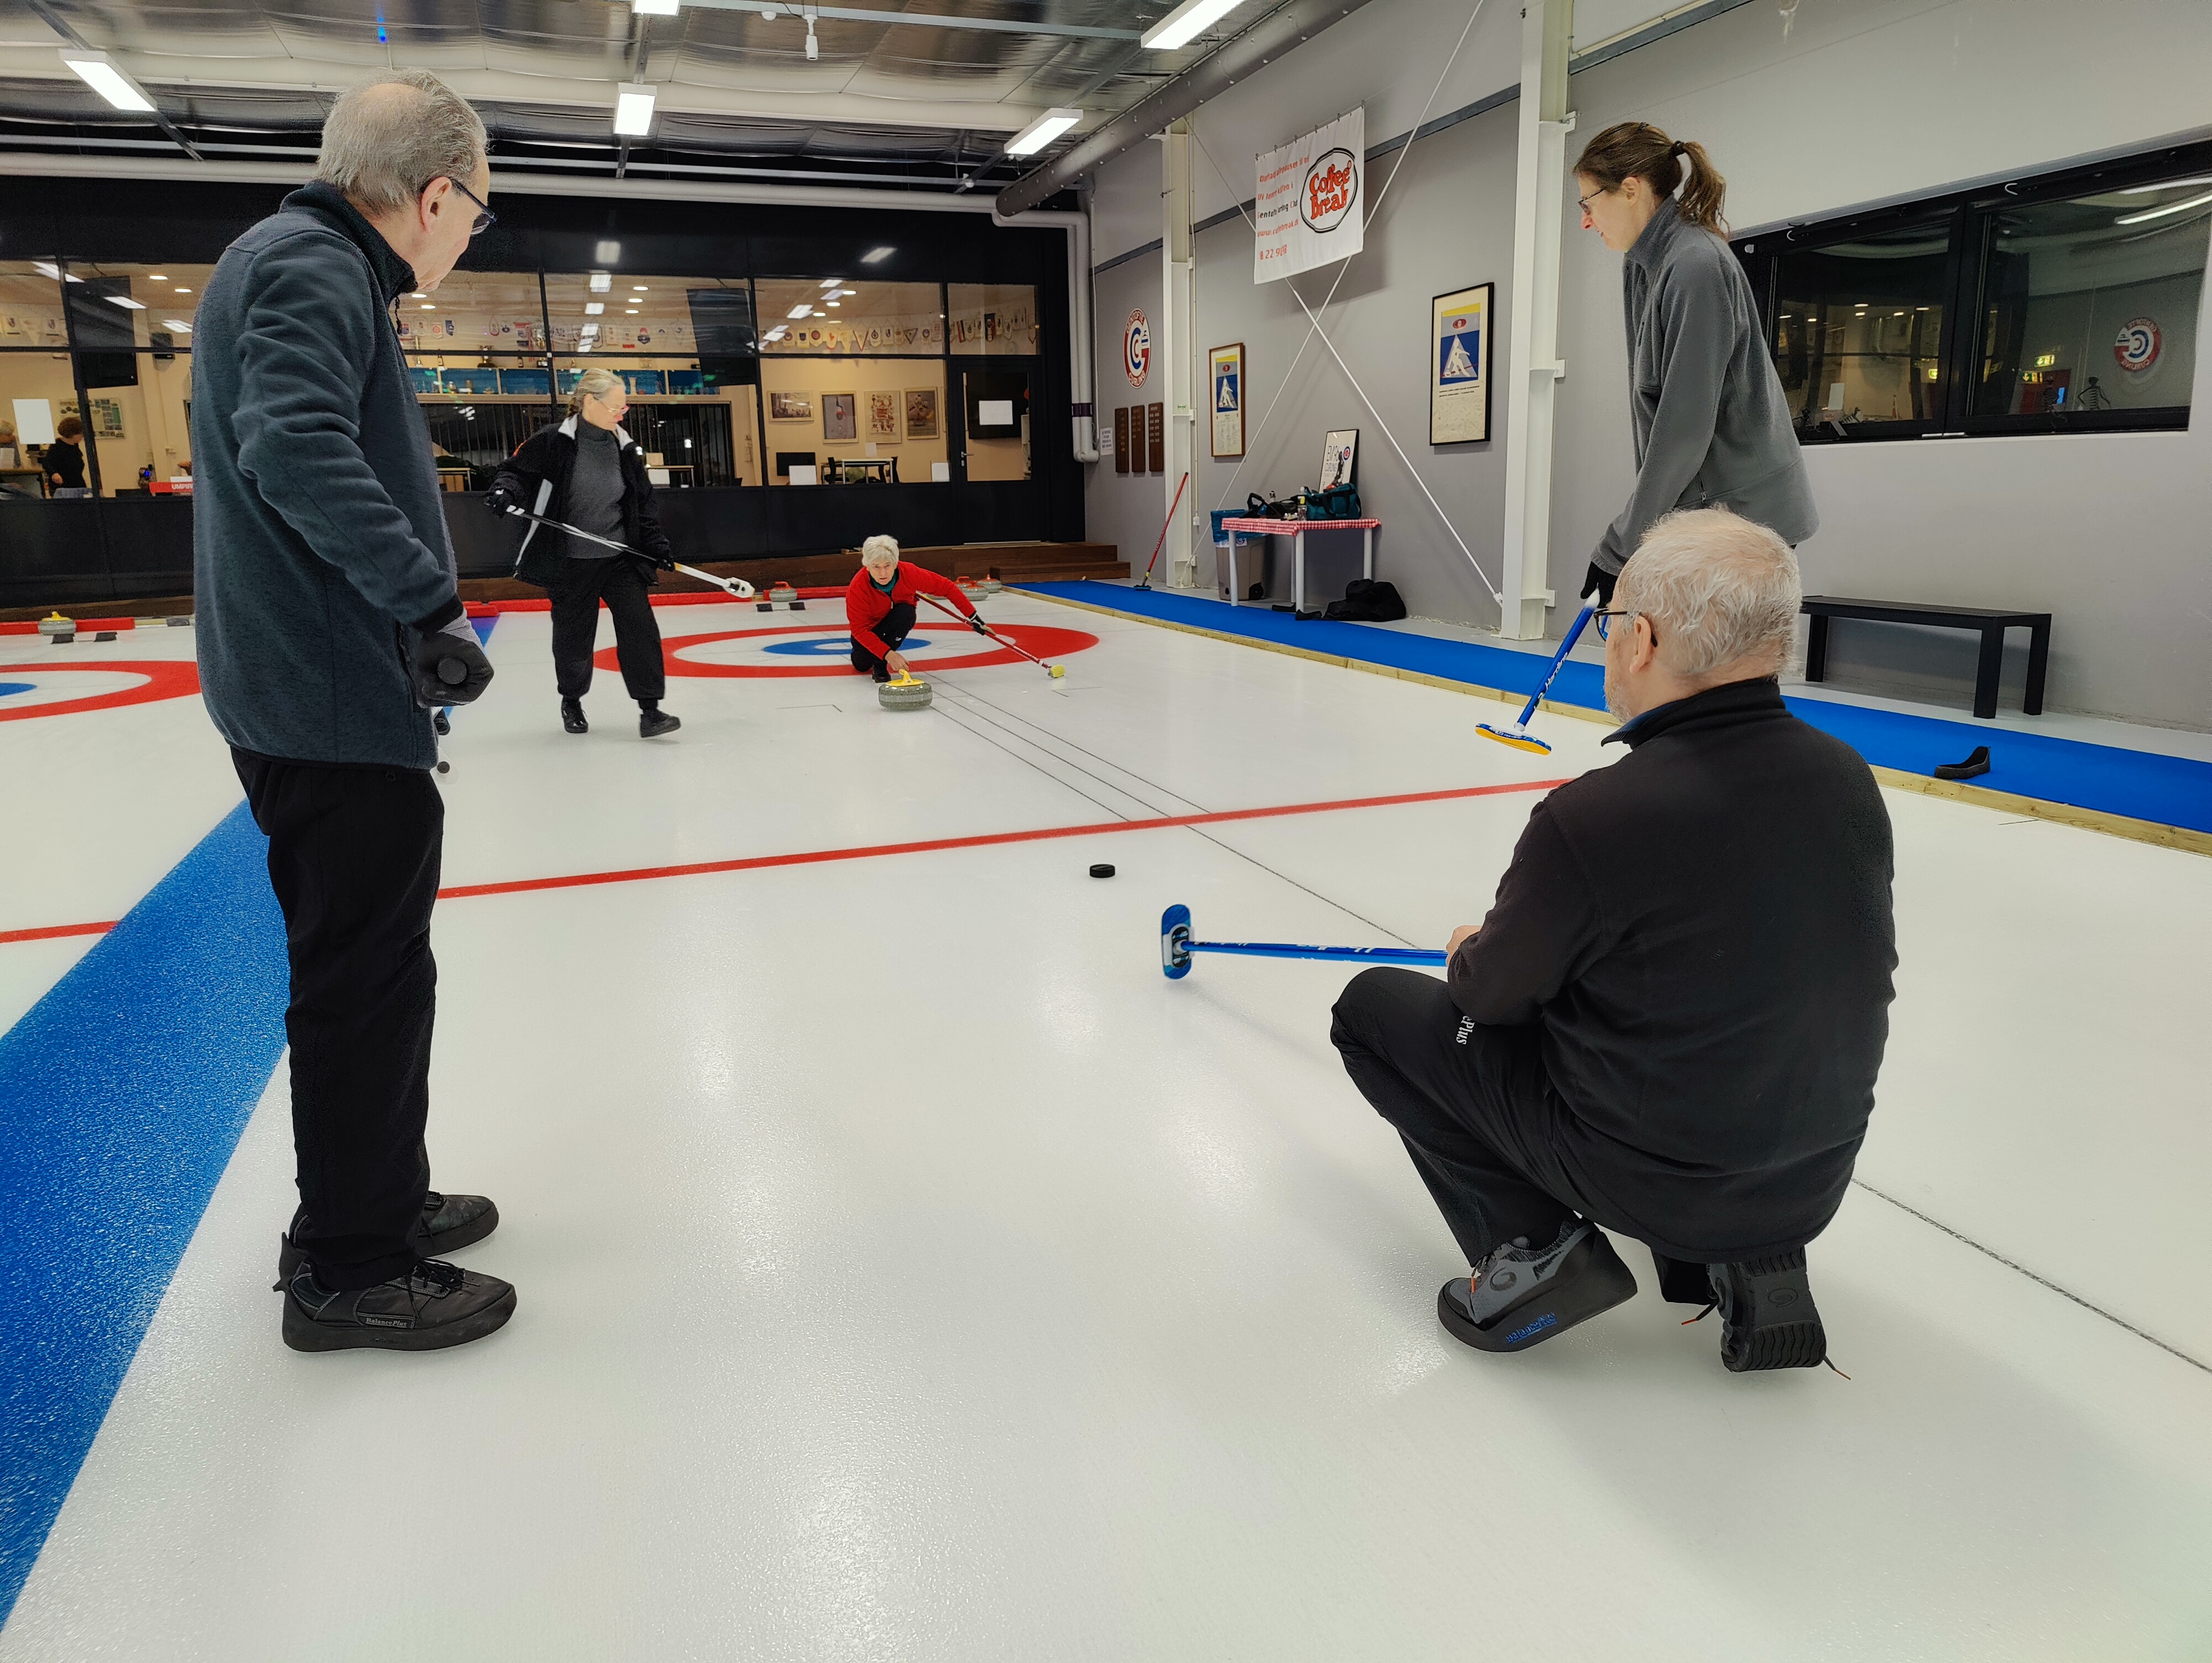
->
<box><xmin>1324</xmin><ymin>577</ymin><xmax>1406</xmax><ymax>622</ymax></box>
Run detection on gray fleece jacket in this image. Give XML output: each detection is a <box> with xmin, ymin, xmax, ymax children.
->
<box><xmin>190</xmin><ymin>182</ymin><xmax>462</xmax><ymax>770</ymax></box>
<box><xmin>1594</xmin><ymin>198</ymin><xmax>1817</xmax><ymax>574</ymax></box>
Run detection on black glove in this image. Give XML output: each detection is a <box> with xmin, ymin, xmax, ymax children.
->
<box><xmin>485</xmin><ymin>484</ymin><xmax>518</xmax><ymax>516</ymax></box>
<box><xmin>968</xmin><ymin>614</ymin><xmax>990</xmax><ymax>636</ymax></box>
<box><xmin>409</xmin><ymin>616</ymin><xmax>494</xmax><ymax>709</ymax></box>
<box><xmin>1580</xmin><ymin>561</ymin><xmax>1618</xmax><ymax>608</ymax></box>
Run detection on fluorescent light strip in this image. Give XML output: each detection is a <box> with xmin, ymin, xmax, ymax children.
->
<box><xmin>104</xmin><ymin>295</ymin><xmax>148</xmax><ymax>310</ymax></box>
<box><xmin>634</xmin><ymin>0</ymin><xmax>681</xmax><ymax>13</ymax></box>
<box><xmin>1140</xmin><ymin>0</ymin><xmax>1247</xmax><ymax>51</ymax></box>
<box><xmin>613</xmin><ymin>88</ymin><xmax>656</xmax><ymax>137</ymax></box>
<box><xmin>60</xmin><ymin>51</ymin><xmax>155</xmax><ymax>113</ymax></box>
<box><xmin>1005</xmin><ymin>107</ymin><xmax>1081</xmax><ymax>156</ymax></box>
<box><xmin>162</xmin><ymin>319</ymin><xmax>192</xmax><ymax>332</ymax></box>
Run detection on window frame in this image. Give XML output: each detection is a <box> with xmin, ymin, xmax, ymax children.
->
<box><xmin>1735</xmin><ymin>137</ymin><xmax>2212</xmax><ymax>443</ymax></box>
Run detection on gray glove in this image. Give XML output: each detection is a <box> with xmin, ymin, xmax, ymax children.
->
<box><xmin>409</xmin><ymin>615</ymin><xmax>494</xmax><ymax>709</ymax></box>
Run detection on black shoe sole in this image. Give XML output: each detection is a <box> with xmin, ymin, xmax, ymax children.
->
<box><xmin>1436</xmin><ymin>1233</ymin><xmax>1639</xmax><ymax>1353</ymax></box>
<box><xmin>283</xmin><ymin>1285</ymin><xmax>517</xmax><ymax>1353</ymax></box>
<box><xmin>1712</xmin><ymin>1249</ymin><xmax>1827</xmax><ymax>1372</ymax></box>
<box><xmin>274</xmin><ymin>1202</ymin><xmax>500</xmax><ymax>1290</ymax></box>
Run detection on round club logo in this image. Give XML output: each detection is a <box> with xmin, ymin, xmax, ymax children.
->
<box><xmin>1299</xmin><ymin>147</ymin><xmax>1359</xmax><ymax>234</ymax></box>
<box><xmin>1124</xmin><ymin>310</ymin><xmax>1151</xmax><ymax>386</ymax></box>
<box><xmin>2114</xmin><ymin>317</ymin><xmax>2162</xmax><ymax>373</ymax></box>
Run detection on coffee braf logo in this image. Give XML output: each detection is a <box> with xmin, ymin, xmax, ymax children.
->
<box><xmin>1124</xmin><ymin>309</ymin><xmax>1151</xmax><ymax>386</ymax></box>
<box><xmin>1300</xmin><ymin>147</ymin><xmax>1358</xmax><ymax>233</ymax></box>
<box><xmin>2114</xmin><ymin>316</ymin><xmax>2161</xmax><ymax>373</ymax></box>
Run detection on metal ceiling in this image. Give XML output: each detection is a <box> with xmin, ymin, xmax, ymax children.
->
<box><xmin>0</xmin><ymin>0</ymin><xmax>1288</xmax><ymax>194</ymax></box>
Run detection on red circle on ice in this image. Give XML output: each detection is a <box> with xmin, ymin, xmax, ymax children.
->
<box><xmin>606</xmin><ymin>621</ymin><xmax>1098</xmax><ymax>678</ymax></box>
<box><xmin>0</xmin><ymin>660</ymin><xmax>201</xmax><ymax>722</ymax></box>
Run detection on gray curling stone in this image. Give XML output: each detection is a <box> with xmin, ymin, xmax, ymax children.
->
<box><xmin>879</xmin><ymin>675</ymin><xmax>934</xmax><ymax>712</ymax></box>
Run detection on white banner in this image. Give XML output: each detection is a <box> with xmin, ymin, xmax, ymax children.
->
<box><xmin>1254</xmin><ymin>109</ymin><xmax>1365</xmax><ymax>284</ymax></box>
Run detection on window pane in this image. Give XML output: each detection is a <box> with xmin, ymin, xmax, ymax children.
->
<box><xmin>758</xmin><ymin>279</ymin><xmax>941</xmax><ymax>354</ymax></box>
<box><xmin>551</xmin><ymin>357</ymin><xmax>762</xmax><ymax>488</ymax></box>
<box><xmin>1768</xmin><ymin>221</ymin><xmax>1949</xmax><ymax>430</ymax></box>
<box><xmin>962</xmin><ymin>368</ymin><xmax>1029</xmax><ymax>480</ymax></box>
<box><xmin>397</xmin><ymin>270</ymin><xmax>546</xmax><ymax>354</ymax></box>
<box><xmin>53</xmin><ymin>353</ymin><xmax>196</xmax><ymax>494</ymax></box>
<box><xmin>760</xmin><ymin>357</ymin><xmax>946</xmax><ymax>484</ymax></box>
<box><xmin>542</xmin><ymin>273</ymin><xmax>753</xmax><ymax>364</ymax></box>
<box><xmin>1</xmin><ymin>260</ymin><xmax>69</xmax><ymax>342</ymax></box>
<box><xmin>1974</xmin><ymin>177</ymin><xmax>2211</xmax><ymax>418</ymax></box>
<box><xmin>407</xmin><ymin>353</ymin><xmax>555</xmax><ymax>490</ymax></box>
<box><xmin>60</xmin><ymin>262</ymin><xmax>215</xmax><ymax>359</ymax></box>
<box><xmin>948</xmin><ymin>284</ymin><xmax>1039</xmax><ymax>356</ymax></box>
<box><xmin>0</xmin><ymin>351</ymin><xmax>81</xmax><ymax>494</ymax></box>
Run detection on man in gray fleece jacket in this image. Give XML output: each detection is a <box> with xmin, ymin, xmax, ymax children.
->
<box><xmin>190</xmin><ymin>71</ymin><xmax>512</xmax><ymax>1354</ymax></box>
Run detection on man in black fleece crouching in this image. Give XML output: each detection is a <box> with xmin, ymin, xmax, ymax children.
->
<box><xmin>1332</xmin><ymin>508</ymin><xmax>1895</xmax><ymax>1372</ymax></box>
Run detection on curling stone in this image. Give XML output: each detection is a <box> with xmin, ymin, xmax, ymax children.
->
<box><xmin>879</xmin><ymin>673</ymin><xmax>933</xmax><ymax>712</ymax></box>
<box><xmin>38</xmin><ymin>612</ymin><xmax>74</xmax><ymax>644</ymax></box>
<box><xmin>978</xmin><ymin>579</ymin><xmax>1004</xmax><ymax>595</ymax></box>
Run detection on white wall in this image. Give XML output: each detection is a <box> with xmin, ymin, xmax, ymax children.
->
<box><xmin>1083</xmin><ymin>0</ymin><xmax>2212</xmax><ymax>726</ymax></box>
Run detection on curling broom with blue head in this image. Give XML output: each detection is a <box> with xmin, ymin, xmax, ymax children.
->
<box><xmin>1475</xmin><ymin>602</ymin><xmax>1596</xmax><ymax>756</ymax></box>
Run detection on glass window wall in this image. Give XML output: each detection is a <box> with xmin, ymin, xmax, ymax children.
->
<box><xmin>757</xmin><ymin>279</ymin><xmax>941</xmax><ymax>354</ymax></box>
<box><xmin>948</xmin><ymin>283</ymin><xmax>1039</xmax><ymax>356</ymax></box>
<box><xmin>760</xmin><ymin>356</ymin><xmax>945</xmax><ymax>485</ymax></box>
<box><xmin>1767</xmin><ymin>220</ymin><xmax>1950</xmax><ymax>434</ymax></box>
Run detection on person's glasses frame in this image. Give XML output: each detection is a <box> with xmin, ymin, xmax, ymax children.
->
<box><xmin>1576</xmin><ymin>186</ymin><xmax>1610</xmax><ymax>216</ymax></box>
<box><xmin>1592</xmin><ymin>606</ymin><xmax>1646</xmax><ymax>642</ymax></box>
<box><xmin>441</xmin><ymin>175</ymin><xmax>497</xmax><ymax>238</ymax></box>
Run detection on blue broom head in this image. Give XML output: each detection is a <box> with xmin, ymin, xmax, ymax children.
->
<box><xmin>1477</xmin><ymin>722</ymin><xmax>1553</xmax><ymax>756</ymax></box>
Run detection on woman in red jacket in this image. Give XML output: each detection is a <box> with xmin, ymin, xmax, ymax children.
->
<box><xmin>844</xmin><ymin>534</ymin><xmax>984</xmax><ymax>681</ymax></box>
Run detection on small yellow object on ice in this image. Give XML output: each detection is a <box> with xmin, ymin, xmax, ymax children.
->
<box><xmin>1049</xmin><ymin>665</ymin><xmax>1066</xmax><ymax>678</ymax></box>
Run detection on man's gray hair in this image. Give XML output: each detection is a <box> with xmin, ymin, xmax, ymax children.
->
<box><xmin>315</xmin><ymin>72</ymin><xmax>487</xmax><ymax>217</ymax></box>
<box><xmin>1618</xmin><ymin>508</ymin><xmax>1801</xmax><ymax>682</ymax></box>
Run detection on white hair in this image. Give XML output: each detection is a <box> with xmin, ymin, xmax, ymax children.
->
<box><xmin>566</xmin><ymin>367</ymin><xmax>623</xmax><ymax>414</ymax></box>
<box><xmin>860</xmin><ymin>535</ymin><xmax>900</xmax><ymax>567</ymax></box>
<box><xmin>315</xmin><ymin>72</ymin><xmax>487</xmax><ymax>217</ymax></box>
<box><xmin>1617</xmin><ymin>508</ymin><xmax>1800</xmax><ymax>682</ymax></box>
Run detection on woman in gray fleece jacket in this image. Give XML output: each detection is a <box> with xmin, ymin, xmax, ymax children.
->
<box><xmin>1573</xmin><ymin>123</ymin><xmax>1815</xmax><ymax>606</ymax></box>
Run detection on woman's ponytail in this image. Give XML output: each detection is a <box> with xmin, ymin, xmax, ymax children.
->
<box><xmin>1572</xmin><ymin>122</ymin><xmax>1729</xmax><ymax>234</ymax></box>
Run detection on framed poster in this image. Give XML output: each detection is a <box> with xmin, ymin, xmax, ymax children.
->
<box><xmin>868</xmin><ymin>391</ymin><xmax>899</xmax><ymax>440</ymax></box>
<box><xmin>1113</xmin><ymin>406</ymin><xmax>1130</xmax><ymax>474</ymax></box>
<box><xmin>1209</xmin><ymin>343</ymin><xmax>1245</xmax><ymax>459</ymax></box>
<box><xmin>822</xmin><ymin>392</ymin><xmax>857</xmax><ymax>442</ymax></box>
<box><xmin>902</xmin><ymin>387</ymin><xmax>939</xmax><ymax>440</ymax></box>
<box><xmin>769</xmin><ymin>390</ymin><xmax>813</xmax><ymax>422</ymax></box>
<box><xmin>1430</xmin><ymin>283</ymin><xmax>1493</xmax><ymax>444</ymax></box>
<box><xmin>1146</xmin><ymin>402</ymin><xmax>1165</xmax><ymax>474</ymax></box>
<box><xmin>90</xmin><ymin>397</ymin><xmax>126</xmax><ymax>440</ymax></box>
<box><xmin>1318</xmin><ymin>429</ymin><xmax>1357</xmax><ymax>489</ymax></box>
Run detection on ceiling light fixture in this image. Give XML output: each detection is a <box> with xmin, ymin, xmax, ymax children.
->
<box><xmin>589</xmin><ymin>272</ymin><xmax>613</xmax><ymax>292</ymax></box>
<box><xmin>586</xmin><ymin>302</ymin><xmax>606</xmax><ymax>314</ymax></box>
<box><xmin>614</xmin><ymin>87</ymin><xmax>656</xmax><ymax>137</ymax></box>
<box><xmin>420</xmin><ymin>303</ymin><xmax>435</xmax><ymax>310</ymax></box>
<box><xmin>173</xmin><ymin>287</ymin><xmax>191</xmax><ymax>293</ymax></box>
<box><xmin>625</xmin><ymin>308</ymin><xmax>640</xmax><ymax>314</ymax></box>
<box><xmin>104</xmin><ymin>295</ymin><xmax>148</xmax><ymax>310</ymax></box>
<box><xmin>861</xmin><ymin>246</ymin><xmax>894</xmax><ymax>264</ymax></box>
<box><xmin>634</xmin><ymin>0</ymin><xmax>681</xmax><ymax>13</ymax></box>
<box><xmin>33</xmin><ymin>261</ymin><xmax>83</xmax><ymax>285</ymax></box>
<box><xmin>163</xmin><ymin>320</ymin><xmax>192</xmax><ymax>332</ymax></box>
<box><xmin>825</xmin><ymin>300</ymin><xmax>840</xmax><ymax>307</ymax></box>
<box><xmin>2115</xmin><ymin>189</ymin><xmax>2212</xmax><ymax>226</ymax></box>
<box><xmin>805</xmin><ymin>17</ymin><xmax>819</xmax><ymax>59</ymax></box>
<box><xmin>788</xmin><ymin>304</ymin><xmax>813</xmax><ymax>318</ymax></box>
<box><xmin>148</xmin><ymin>273</ymin><xmax>167</xmax><ymax>280</ymax></box>
<box><xmin>633</xmin><ymin>285</ymin><xmax>648</xmax><ymax>291</ymax></box>
<box><xmin>1005</xmin><ymin>107</ymin><xmax>1081</xmax><ymax>156</ymax></box>
<box><xmin>60</xmin><ymin>50</ymin><xmax>156</xmax><ymax>113</ymax></box>
<box><xmin>1140</xmin><ymin>0</ymin><xmax>1248</xmax><ymax>51</ymax></box>
<box><xmin>595</xmin><ymin>240</ymin><xmax>622</xmax><ymax>263</ymax></box>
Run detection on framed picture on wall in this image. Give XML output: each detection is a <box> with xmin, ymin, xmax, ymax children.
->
<box><xmin>1429</xmin><ymin>283</ymin><xmax>1493</xmax><ymax>444</ymax></box>
<box><xmin>769</xmin><ymin>390</ymin><xmax>813</xmax><ymax>422</ymax></box>
<box><xmin>868</xmin><ymin>391</ymin><xmax>900</xmax><ymax>440</ymax></box>
<box><xmin>822</xmin><ymin>392</ymin><xmax>857</xmax><ymax>442</ymax></box>
<box><xmin>1208</xmin><ymin>343</ymin><xmax>1245</xmax><ymax>459</ymax></box>
<box><xmin>904</xmin><ymin>387</ymin><xmax>939</xmax><ymax>440</ymax></box>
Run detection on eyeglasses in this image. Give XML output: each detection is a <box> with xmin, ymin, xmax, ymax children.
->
<box><xmin>1576</xmin><ymin>187</ymin><xmax>1609</xmax><ymax>216</ymax></box>
<box><xmin>1592</xmin><ymin>606</ymin><xmax>1648</xmax><ymax>643</ymax></box>
<box><xmin>443</xmin><ymin>176</ymin><xmax>496</xmax><ymax>238</ymax></box>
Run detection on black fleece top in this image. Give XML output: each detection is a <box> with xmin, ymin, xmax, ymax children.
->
<box><xmin>1449</xmin><ymin>677</ymin><xmax>1896</xmax><ymax>1261</ymax></box>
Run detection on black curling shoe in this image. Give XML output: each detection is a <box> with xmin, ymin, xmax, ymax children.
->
<box><xmin>282</xmin><ymin>1259</ymin><xmax>515</xmax><ymax>1353</ymax></box>
<box><xmin>639</xmin><ymin>707</ymin><xmax>681</xmax><ymax>739</ymax></box>
<box><xmin>1707</xmin><ymin>1249</ymin><xmax>1829</xmax><ymax>1372</ymax></box>
<box><xmin>274</xmin><ymin>1192</ymin><xmax>499</xmax><ymax>1290</ymax></box>
<box><xmin>1437</xmin><ymin>1217</ymin><xmax>1638</xmax><ymax>1353</ymax></box>
<box><xmin>561</xmin><ymin>698</ymin><xmax>588</xmax><ymax>734</ymax></box>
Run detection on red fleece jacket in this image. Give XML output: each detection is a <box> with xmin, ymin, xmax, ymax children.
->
<box><xmin>845</xmin><ymin>562</ymin><xmax>976</xmax><ymax>658</ymax></box>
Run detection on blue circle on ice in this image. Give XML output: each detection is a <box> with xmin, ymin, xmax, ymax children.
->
<box><xmin>0</xmin><ymin>681</ymin><xmax>35</xmax><ymax>699</ymax></box>
<box><xmin>761</xmin><ymin>635</ymin><xmax>935</xmax><ymax>657</ymax></box>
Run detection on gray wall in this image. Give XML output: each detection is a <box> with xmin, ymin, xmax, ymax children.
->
<box><xmin>1083</xmin><ymin>0</ymin><xmax>2212</xmax><ymax>726</ymax></box>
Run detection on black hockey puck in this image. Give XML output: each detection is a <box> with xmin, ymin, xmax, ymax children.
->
<box><xmin>1089</xmin><ymin>863</ymin><xmax>1115</xmax><ymax>878</ymax></box>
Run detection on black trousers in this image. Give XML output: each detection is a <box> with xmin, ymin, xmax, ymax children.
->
<box><xmin>550</xmin><ymin>556</ymin><xmax>665</xmax><ymax>702</ymax></box>
<box><xmin>234</xmin><ymin>749</ymin><xmax>442</xmax><ymax>1291</ymax></box>
<box><xmin>849</xmin><ymin>601</ymin><xmax>915</xmax><ymax>674</ymax></box>
<box><xmin>1331</xmin><ymin>966</ymin><xmax>1598</xmax><ymax>1266</ymax></box>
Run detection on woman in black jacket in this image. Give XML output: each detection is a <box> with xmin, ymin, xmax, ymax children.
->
<box><xmin>45</xmin><ymin>413</ymin><xmax>89</xmax><ymax>496</ymax></box>
<box><xmin>487</xmin><ymin>368</ymin><xmax>680</xmax><ymax>738</ymax></box>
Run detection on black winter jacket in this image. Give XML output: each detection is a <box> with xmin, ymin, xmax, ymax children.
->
<box><xmin>1449</xmin><ymin>677</ymin><xmax>1895</xmax><ymax>1261</ymax></box>
<box><xmin>491</xmin><ymin>416</ymin><xmax>672</xmax><ymax>587</ymax></box>
<box><xmin>189</xmin><ymin>181</ymin><xmax>462</xmax><ymax>770</ymax></box>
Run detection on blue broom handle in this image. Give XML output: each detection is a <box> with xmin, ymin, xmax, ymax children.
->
<box><xmin>1185</xmin><ymin>940</ymin><xmax>1448</xmax><ymax>966</ymax></box>
<box><xmin>1508</xmin><ymin>603</ymin><xmax>1597</xmax><ymax>729</ymax></box>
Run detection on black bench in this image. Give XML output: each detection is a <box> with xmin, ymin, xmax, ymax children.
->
<box><xmin>1801</xmin><ymin>597</ymin><xmax>2051</xmax><ymax>720</ymax></box>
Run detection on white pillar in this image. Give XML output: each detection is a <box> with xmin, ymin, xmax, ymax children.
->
<box><xmin>1162</xmin><ymin>119</ymin><xmax>1197</xmax><ymax>587</ymax></box>
<box><xmin>1498</xmin><ymin>0</ymin><xmax>1574</xmax><ymax>639</ymax></box>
